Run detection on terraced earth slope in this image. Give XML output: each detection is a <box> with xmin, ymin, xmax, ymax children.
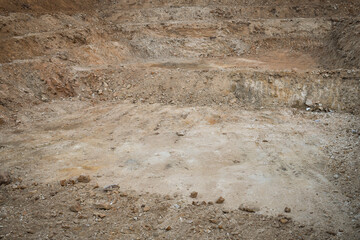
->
<box><xmin>0</xmin><ymin>1</ymin><xmax>359</xmax><ymax>239</ymax></box>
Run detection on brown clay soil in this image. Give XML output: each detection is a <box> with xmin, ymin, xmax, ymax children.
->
<box><xmin>0</xmin><ymin>0</ymin><xmax>360</xmax><ymax>239</ymax></box>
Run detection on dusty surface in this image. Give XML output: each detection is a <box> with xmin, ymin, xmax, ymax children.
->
<box><xmin>0</xmin><ymin>0</ymin><xmax>360</xmax><ymax>239</ymax></box>
<box><xmin>1</xmin><ymin>101</ymin><xmax>360</xmax><ymax>239</ymax></box>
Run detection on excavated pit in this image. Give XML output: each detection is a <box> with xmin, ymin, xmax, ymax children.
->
<box><xmin>0</xmin><ymin>1</ymin><xmax>359</xmax><ymax>239</ymax></box>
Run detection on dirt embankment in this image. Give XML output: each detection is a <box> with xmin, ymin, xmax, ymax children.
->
<box><xmin>0</xmin><ymin>0</ymin><xmax>104</xmax><ymax>14</ymax></box>
<box><xmin>321</xmin><ymin>18</ymin><xmax>360</xmax><ymax>69</ymax></box>
<box><xmin>0</xmin><ymin>0</ymin><xmax>359</xmax><ymax>123</ymax></box>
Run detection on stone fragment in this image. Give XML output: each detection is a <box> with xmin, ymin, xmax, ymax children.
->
<box><xmin>209</xmin><ymin>219</ymin><xmax>218</xmax><ymax>224</ymax></box>
<box><xmin>143</xmin><ymin>206</ymin><xmax>150</xmax><ymax>212</ymax></box>
<box><xmin>326</xmin><ymin>231</ymin><xmax>337</xmax><ymax>236</ymax></box>
<box><xmin>77</xmin><ymin>175</ymin><xmax>91</xmax><ymax>183</ymax></box>
<box><xmin>120</xmin><ymin>192</ymin><xmax>128</xmax><ymax>197</ymax></box>
<box><xmin>176</xmin><ymin>131</ymin><xmax>185</xmax><ymax>136</ymax></box>
<box><xmin>94</xmin><ymin>212</ymin><xmax>106</xmax><ymax>218</ymax></box>
<box><xmin>69</xmin><ymin>204</ymin><xmax>81</xmax><ymax>213</ymax></box>
<box><xmin>60</xmin><ymin>179</ymin><xmax>67</xmax><ymax>186</ymax></box>
<box><xmin>229</xmin><ymin>98</ymin><xmax>237</xmax><ymax>104</ymax></box>
<box><xmin>68</xmin><ymin>179</ymin><xmax>76</xmax><ymax>185</ymax></box>
<box><xmin>15</xmin><ymin>185</ymin><xmax>26</xmax><ymax>190</ymax></box>
<box><xmin>222</xmin><ymin>208</ymin><xmax>230</xmax><ymax>214</ymax></box>
<box><xmin>216</xmin><ymin>197</ymin><xmax>225</xmax><ymax>204</ymax></box>
<box><xmin>164</xmin><ymin>195</ymin><xmax>172</xmax><ymax>200</ymax></box>
<box><xmin>239</xmin><ymin>205</ymin><xmax>259</xmax><ymax>213</ymax></box>
<box><xmin>94</xmin><ymin>203</ymin><xmax>112</xmax><ymax>210</ymax></box>
<box><xmin>190</xmin><ymin>191</ymin><xmax>198</xmax><ymax>198</ymax></box>
<box><xmin>305</xmin><ymin>99</ymin><xmax>313</xmax><ymax>107</ymax></box>
<box><xmin>284</xmin><ymin>207</ymin><xmax>291</xmax><ymax>213</ymax></box>
<box><xmin>103</xmin><ymin>184</ymin><xmax>120</xmax><ymax>192</ymax></box>
<box><xmin>192</xmin><ymin>201</ymin><xmax>199</xmax><ymax>206</ymax></box>
<box><xmin>279</xmin><ymin>218</ymin><xmax>290</xmax><ymax>224</ymax></box>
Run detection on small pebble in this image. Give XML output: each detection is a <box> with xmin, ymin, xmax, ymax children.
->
<box><xmin>216</xmin><ymin>197</ymin><xmax>225</xmax><ymax>204</ymax></box>
<box><xmin>190</xmin><ymin>191</ymin><xmax>198</xmax><ymax>198</ymax></box>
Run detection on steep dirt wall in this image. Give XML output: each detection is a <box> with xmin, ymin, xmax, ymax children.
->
<box><xmin>0</xmin><ymin>0</ymin><xmax>105</xmax><ymax>14</ymax></box>
<box><xmin>1</xmin><ymin>0</ymin><xmax>359</xmax><ymax>125</ymax></box>
<box><xmin>231</xmin><ymin>70</ymin><xmax>360</xmax><ymax>114</ymax></box>
<box><xmin>321</xmin><ymin>18</ymin><xmax>360</xmax><ymax>69</ymax></box>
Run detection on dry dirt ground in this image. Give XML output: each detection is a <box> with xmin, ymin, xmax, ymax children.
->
<box><xmin>1</xmin><ymin>101</ymin><xmax>359</xmax><ymax>239</ymax></box>
<box><xmin>0</xmin><ymin>0</ymin><xmax>360</xmax><ymax>239</ymax></box>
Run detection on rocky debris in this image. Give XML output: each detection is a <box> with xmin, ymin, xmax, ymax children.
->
<box><xmin>94</xmin><ymin>212</ymin><xmax>106</xmax><ymax>219</ymax></box>
<box><xmin>0</xmin><ymin>171</ymin><xmax>12</xmax><ymax>185</ymax></box>
<box><xmin>284</xmin><ymin>207</ymin><xmax>291</xmax><ymax>213</ymax></box>
<box><xmin>215</xmin><ymin>197</ymin><xmax>225</xmax><ymax>204</ymax></box>
<box><xmin>305</xmin><ymin>99</ymin><xmax>313</xmax><ymax>107</ymax></box>
<box><xmin>60</xmin><ymin>179</ymin><xmax>67</xmax><ymax>186</ymax></box>
<box><xmin>78</xmin><ymin>214</ymin><xmax>88</xmax><ymax>219</ymax></box>
<box><xmin>142</xmin><ymin>205</ymin><xmax>151</xmax><ymax>212</ymax></box>
<box><xmin>164</xmin><ymin>195</ymin><xmax>172</xmax><ymax>200</ymax></box>
<box><xmin>69</xmin><ymin>204</ymin><xmax>82</xmax><ymax>213</ymax></box>
<box><xmin>0</xmin><ymin>179</ymin><xmax>355</xmax><ymax>239</ymax></box>
<box><xmin>77</xmin><ymin>175</ymin><xmax>91</xmax><ymax>183</ymax></box>
<box><xmin>326</xmin><ymin>230</ymin><xmax>337</xmax><ymax>236</ymax></box>
<box><xmin>103</xmin><ymin>184</ymin><xmax>120</xmax><ymax>192</ymax></box>
<box><xmin>209</xmin><ymin>219</ymin><xmax>218</xmax><ymax>224</ymax></box>
<box><xmin>26</xmin><ymin>229</ymin><xmax>35</xmax><ymax>234</ymax></box>
<box><xmin>304</xmin><ymin>100</ymin><xmax>331</xmax><ymax>112</ymax></box>
<box><xmin>68</xmin><ymin>179</ymin><xmax>76</xmax><ymax>185</ymax></box>
<box><xmin>229</xmin><ymin>98</ymin><xmax>237</xmax><ymax>104</ymax></box>
<box><xmin>190</xmin><ymin>191</ymin><xmax>198</xmax><ymax>198</ymax></box>
<box><xmin>222</xmin><ymin>208</ymin><xmax>230</xmax><ymax>214</ymax></box>
<box><xmin>94</xmin><ymin>203</ymin><xmax>112</xmax><ymax>210</ymax></box>
<box><xmin>192</xmin><ymin>201</ymin><xmax>206</xmax><ymax>206</ymax></box>
<box><xmin>278</xmin><ymin>216</ymin><xmax>291</xmax><ymax>224</ymax></box>
<box><xmin>279</xmin><ymin>218</ymin><xmax>289</xmax><ymax>224</ymax></box>
<box><xmin>239</xmin><ymin>205</ymin><xmax>259</xmax><ymax>213</ymax></box>
<box><xmin>120</xmin><ymin>192</ymin><xmax>128</xmax><ymax>197</ymax></box>
<box><xmin>176</xmin><ymin>131</ymin><xmax>185</xmax><ymax>136</ymax></box>
<box><xmin>62</xmin><ymin>225</ymin><xmax>70</xmax><ymax>229</ymax></box>
<box><xmin>60</xmin><ymin>179</ymin><xmax>77</xmax><ymax>186</ymax></box>
<box><xmin>12</xmin><ymin>184</ymin><xmax>27</xmax><ymax>190</ymax></box>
